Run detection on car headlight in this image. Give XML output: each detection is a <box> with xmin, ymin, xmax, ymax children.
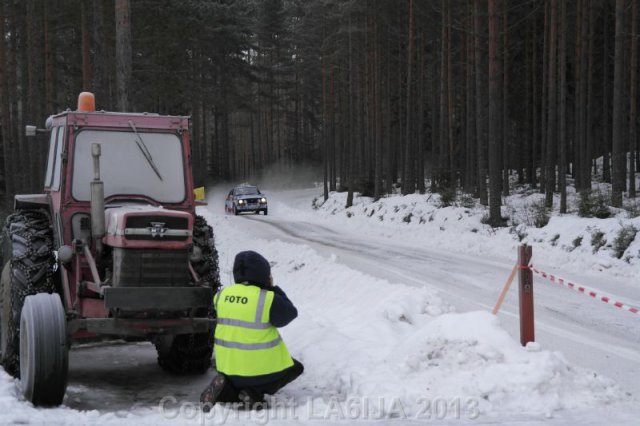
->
<box><xmin>238</xmin><ymin>199</ymin><xmax>246</xmax><ymax>204</ymax></box>
<box><xmin>260</xmin><ymin>198</ymin><xmax>267</xmax><ymax>203</ymax></box>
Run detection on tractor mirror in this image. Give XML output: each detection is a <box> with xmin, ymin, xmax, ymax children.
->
<box><xmin>25</xmin><ymin>125</ymin><xmax>48</xmax><ymax>137</ymax></box>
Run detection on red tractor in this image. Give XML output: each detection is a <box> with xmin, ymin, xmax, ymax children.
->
<box><xmin>0</xmin><ymin>93</ymin><xmax>220</xmax><ymax>406</ymax></box>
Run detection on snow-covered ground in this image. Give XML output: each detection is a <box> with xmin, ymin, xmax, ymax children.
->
<box><xmin>0</xmin><ymin>184</ymin><xmax>638</xmax><ymax>425</ymax></box>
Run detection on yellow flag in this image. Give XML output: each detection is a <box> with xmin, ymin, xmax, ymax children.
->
<box><xmin>193</xmin><ymin>186</ymin><xmax>205</xmax><ymax>201</ymax></box>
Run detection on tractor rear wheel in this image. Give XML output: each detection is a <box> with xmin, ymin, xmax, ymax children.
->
<box><xmin>155</xmin><ymin>215</ymin><xmax>220</xmax><ymax>373</ymax></box>
<box><xmin>155</xmin><ymin>331</ymin><xmax>214</xmax><ymax>374</ymax></box>
<box><xmin>19</xmin><ymin>293</ymin><xmax>68</xmax><ymax>406</ymax></box>
<box><xmin>0</xmin><ymin>210</ymin><xmax>56</xmax><ymax>377</ymax></box>
<box><xmin>0</xmin><ymin>263</ymin><xmax>11</xmax><ymax>362</ymax></box>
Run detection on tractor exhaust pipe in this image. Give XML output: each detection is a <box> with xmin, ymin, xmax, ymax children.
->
<box><xmin>91</xmin><ymin>143</ymin><xmax>105</xmax><ymax>256</ymax></box>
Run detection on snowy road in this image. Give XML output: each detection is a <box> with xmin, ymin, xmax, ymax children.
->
<box><xmin>227</xmin><ymin>188</ymin><xmax>640</xmax><ymax>397</ymax></box>
<box><xmin>3</xmin><ymin>187</ymin><xmax>637</xmax><ymax>425</ymax></box>
<box><xmin>64</xmin><ymin>187</ymin><xmax>638</xmax><ymax>416</ymax></box>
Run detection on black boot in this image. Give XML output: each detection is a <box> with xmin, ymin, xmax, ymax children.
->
<box><xmin>200</xmin><ymin>374</ymin><xmax>228</xmax><ymax>412</ymax></box>
<box><xmin>238</xmin><ymin>388</ymin><xmax>267</xmax><ymax>410</ymax></box>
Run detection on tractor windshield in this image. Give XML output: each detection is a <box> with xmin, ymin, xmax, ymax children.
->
<box><xmin>72</xmin><ymin>129</ymin><xmax>185</xmax><ymax>203</ymax></box>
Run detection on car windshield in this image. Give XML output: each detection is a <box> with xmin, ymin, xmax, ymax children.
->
<box><xmin>236</xmin><ymin>186</ymin><xmax>260</xmax><ymax>195</ymax></box>
<box><xmin>72</xmin><ymin>129</ymin><xmax>185</xmax><ymax>203</ymax></box>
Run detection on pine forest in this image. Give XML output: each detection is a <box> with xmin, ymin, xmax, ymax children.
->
<box><xmin>0</xmin><ymin>0</ymin><xmax>639</xmax><ymax>225</ymax></box>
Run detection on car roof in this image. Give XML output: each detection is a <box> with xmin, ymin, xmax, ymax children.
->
<box><xmin>233</xmin><ymin>184</ymin><xmax>260</xmax><ymax>193</ymax></box>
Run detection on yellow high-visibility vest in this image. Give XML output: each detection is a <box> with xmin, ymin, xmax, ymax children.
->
<box><xmin>214</xmin><ymin>284</ymin><xmax>293</xmax><ymax>377</ymax></box>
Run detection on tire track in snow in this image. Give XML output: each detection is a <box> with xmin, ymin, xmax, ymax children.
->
<box><xmin>237</xmin><ymin>215</ymin><xmax>640</xmax><ymax>394</ymax></box>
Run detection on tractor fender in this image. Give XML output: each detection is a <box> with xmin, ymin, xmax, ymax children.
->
<box><xmin>14</xmin><ymin>194</ymin><xmax>50</xmax><ymax>211</ymax></box>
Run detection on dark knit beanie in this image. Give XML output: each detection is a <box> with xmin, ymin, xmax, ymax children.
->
<box><xmin>233</xmin><ymin>250</ymin><xmax>271</xmax><ymax>287</ymax></box>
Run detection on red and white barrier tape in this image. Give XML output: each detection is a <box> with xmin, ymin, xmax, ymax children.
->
<box><xmin>530</xmin><ymin>266</ymin><xmax>640</xmax><ymax>315</ymax></box>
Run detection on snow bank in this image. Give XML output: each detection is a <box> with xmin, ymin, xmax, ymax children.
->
<box><xmin>202</xmin><ymin>209</ymin><xmax>629</xmax><ymax>423</ymax></box>
<box><xmin>300</xmin><ymin>188</ymin><xmax>640</xmax><ymax>279</ymax></box>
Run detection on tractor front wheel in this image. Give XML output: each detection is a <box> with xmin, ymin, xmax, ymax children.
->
<box><xmin>155</xmin><ymin>332</ymin><xmax>214</xmax><ymax>374</ymax></box>
<box><xmin>19</xmin><ymin>293</ymin><xmax>68</xmax><ymax>406</ymax></box>
<box><xmin>155</xmin><ymin>215</ymin><xmax>219</xmax><ymax>374</ymax></box>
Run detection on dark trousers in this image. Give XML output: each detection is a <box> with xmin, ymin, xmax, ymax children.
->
<box><xmin>216</xmin><ymin>359</ymin><xmax>304</xmax><ymax>403</ymax></box>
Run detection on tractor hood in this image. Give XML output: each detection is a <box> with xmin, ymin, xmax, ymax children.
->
<box><xmin>103</xmin><ymin>205</ymin><xmax>193</xmax><ymax>249</ymax></box>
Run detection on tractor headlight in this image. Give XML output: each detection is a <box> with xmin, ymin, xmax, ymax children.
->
<box><xmin>260</xmin><ymin>198</ymin><xmax>267</xmax><ymax>203</ymax></box>
<box><xmin>189</xmin><ymin>246</ymin><xmax>203</xmax><ymax>263</ymax></box>
<box><xmin>238</xmin><ymin>199</ymin><xmax>246</xmax><ymax>204</ymax></box>
<box><xmin>57</xmin><ymin>245</ymin><xmax>74</xmax><ymax>264</ymax></box>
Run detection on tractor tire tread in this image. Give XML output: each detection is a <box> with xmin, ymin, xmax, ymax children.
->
<box><xmin>0</xmin><ymin>209</ymin><xmax>55</xmax><ymax>377</ymax></box>
<box><xmin>154</xmin><ymin>215</ymin><xmax>219</xmax><ymax>374</ymax></box>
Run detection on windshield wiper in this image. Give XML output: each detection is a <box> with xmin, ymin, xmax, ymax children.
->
<box><xmin>128</xmin><ymin>120</ymin><xmax>163</xmax><ymax>181</ymax></box>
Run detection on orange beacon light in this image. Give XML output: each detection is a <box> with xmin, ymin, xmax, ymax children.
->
<box><xmin>77</xmin><ymin>92</ymin><xmax>96</xmax><ymax>112</ymax></box>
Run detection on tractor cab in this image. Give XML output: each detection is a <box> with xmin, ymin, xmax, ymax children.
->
<box><xmin>0</xmin><ymin>93</ymin><xmax>219</xmax><ymax>406</ymax></box>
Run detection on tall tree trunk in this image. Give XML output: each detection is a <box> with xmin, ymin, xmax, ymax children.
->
<box><xmin>430</xmin><ymin>23</ymin><xmax>440</xmax><ymax>193</ymax></box>
<box><xmin>0</xmin><ymin>0</ymin><xmax>13</xmax><ymax>196</ymax></box>
<box><xmin>447</xmin><ymin>6</ymin><xmax>455</xmax><ymax>187</ymax></box>
<box><xmin>530</xmin><ymin>15</ymin><xmax>538</xmax><ymax>187</ymax></box>
<box><xmin>25</xmin><ymin>0</ymin><xmax>42</xmax><ymax>190</ymax></box>
<box><xmin>417</xmin><ymin>30</ymin><xmax>426</xmax><ymax>194</ymax></box>
<box><xmin>386</xmin><ymin>33</ymin><xmax>395</xmax><ymax>194</ymax></box>
<box><xmin>346</xmin><ymin>14</ymin><xmax>355</xmax><ymax>206</ymax></box>
<box><xmin>574</xmin><ymin>0</ymin><xmax>584</xmax><ymax>189</ymax></box>
<box><xmin>374</xmin><ymin>19</ymin><xmax>383</xmax><ymax>200</ymax></box>
<box><xmin>330</xmin><ymin>66</ymin><xmax>336</xmax><ymax>192</ymax></box>
<box><xmin>603</xmin><ymin>8</ymin><xmax>612</xmax><ymax>183</ymax></box>
<box><xmin>629</xmin><ymin>0</ymin><xmax>638</xmax><ymax>198</ymax></box>
<box><xmin>539</xmin><ymin>0</ymin><xmax>549</xmax><ymax>193</ymax></box>
<box><xmin>545</xmin><ymin>0</ymin><xmax>558</xmax><ymax>208</ymax></box>
<box><xmin>322</xmin><ymin>39</ymin><xmax>328</xmax><ymax>201</ymax></box>
<box><xmin>439</xmin><ymin>0</ymin><xmax>450</xmax><ymax>191</ymax></box>
<box><xmin>577</xmin><ymin>0</ymin><xmax>590</xmax><ymax>190</ymax></box>
<box><xmin>44</xmin><ymin>1</ymin><xmax>53</xmax><ymax>113</ymax></box>
<box><xmin>502</xmin><ymin>0</ymin><xmax>510</xmax><ymax>196</ymax></box>
<box><xmin>459</xmin><ymin>22</ymin><xmax>467</xmax><ymax>191</ymax></box>
<box><xmin>403</xmin><ymin>0</ymin><xmax>415</xmax><ymax>195</ymax></box>
<box><xmin>81</xmin><ymin>1</ymin><xmax>91</xmax><ymax>90</ymax></box>
<box><xmin>612</xmin><ymin>0</ymin><xmax>626</xmax><ymax>207</ymax></box>
<box><xmin>5</xmin><ymin>1</ymin><xmax>18</xmax><ymax>192</ymax></box>
<box><xmin>396</xmin><ymin>31</ymin><xmax>404</xmax><ymax>191</ymax></box>
<box><xmin>115</xmin><ymin>0</ymin><xmax>132</xmax><ymax>111</ymax></box>
<box><xmin>584</xmin><ymin>1</ymin><xmax>595</xmax><ymax>191</ymax></box>
<box><xmin>488</xmin><ymin>0</ymin><xmax>502</xmax><ymax>224</ymax></box>
<box><xmin>474</xmin><ymin>0</ymin><xmax>488</xmax><ymax>205</ymax></box>
<box><xmin>525</xmin><ymin>18</ymin><xmax>532</xmax><ymax>184</ymax></box>
<box><xmin>464</xmin><ymin>1</ymin><xmax>476</xmax><ymax>194</ymax></box>
<box><xmin>14</xmin><ymin>0</ymin><xmax>27</xmax><ymax>192</ymax></box>
<box><xmin>559</xmin><ymin>0</ymin><xmax>568</xmax><ymax>213</ymax></box>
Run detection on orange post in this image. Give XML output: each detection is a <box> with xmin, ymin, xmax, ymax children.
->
<box><xmin>518</xmin><ymin>244</ymin><xmax>534</xmax><ymax>346</ymax></box>
<box><xmin>492</xmin><ymin>264</ymin><xmax>518</xmax><ymax>315</ymax></box>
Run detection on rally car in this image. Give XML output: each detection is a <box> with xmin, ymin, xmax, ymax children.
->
<box><xmin>225</xmin><ymin>184</ymin><xmax>268</xmax><ymax>215</ymax></box>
